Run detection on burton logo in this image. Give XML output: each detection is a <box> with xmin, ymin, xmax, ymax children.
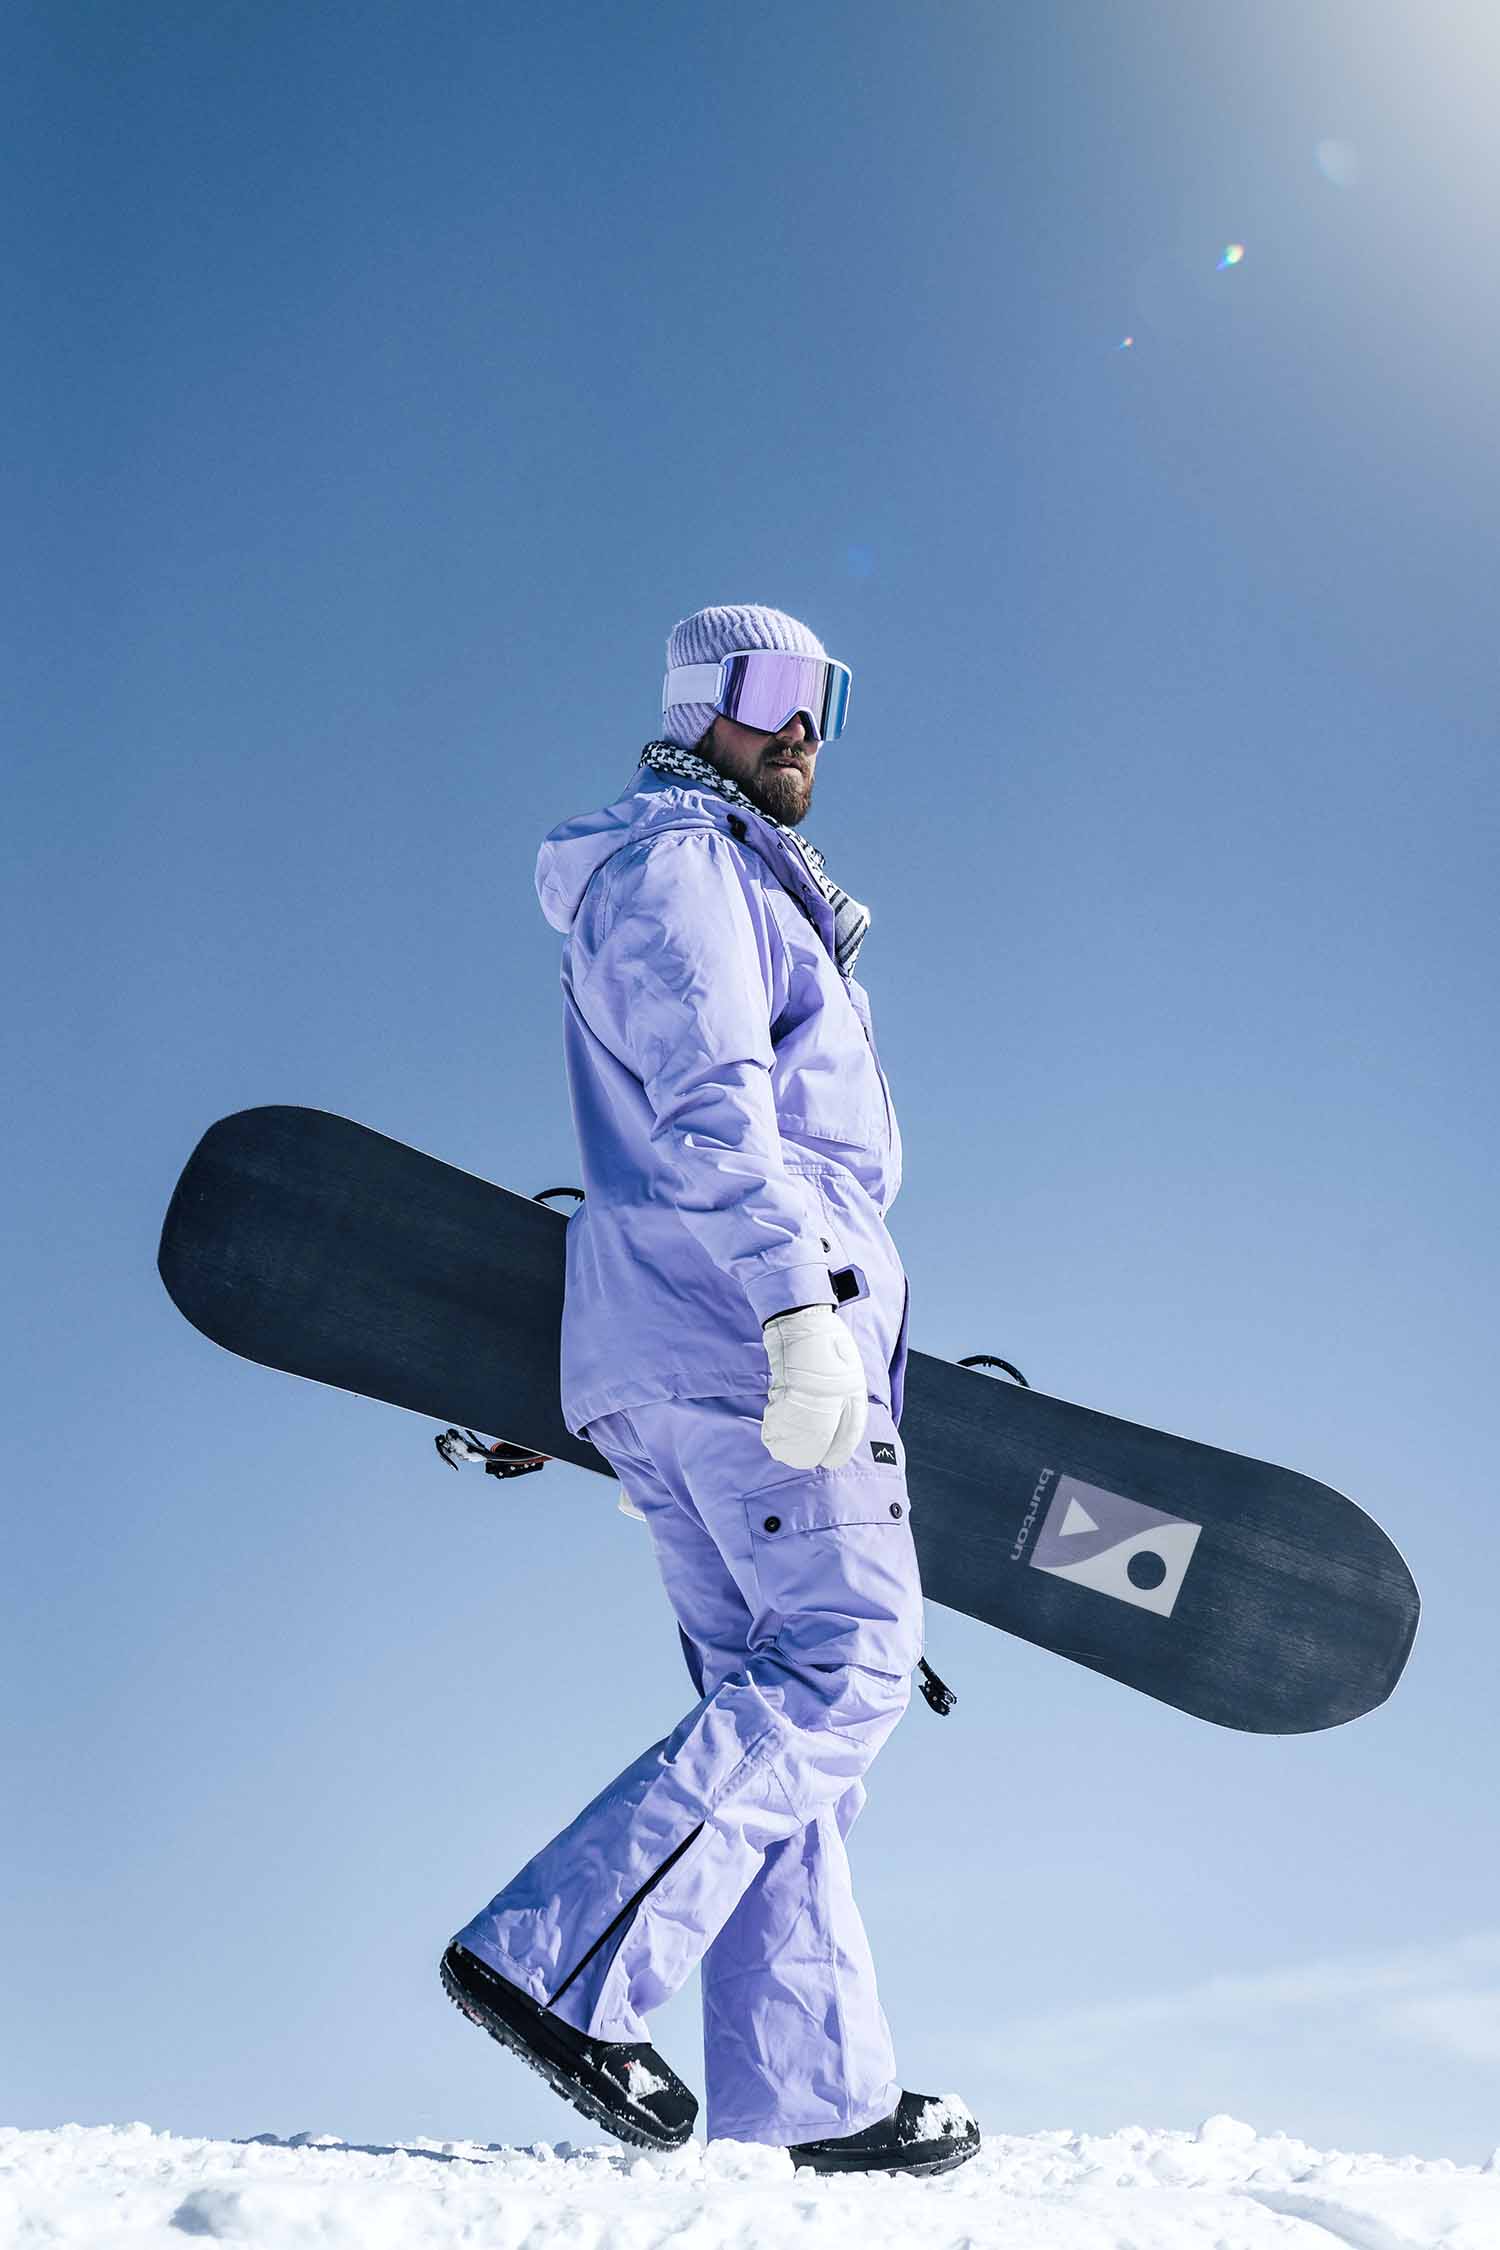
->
<box><xmin>1027</xmin><ymin>1475</ymin><xmax>1202</xmax><ymax>1618</ymax></box>
<box><xmin>1011</xmin><ymin>1465</ymin><xmax>1057</xmax><ymax>1562</ymax></box>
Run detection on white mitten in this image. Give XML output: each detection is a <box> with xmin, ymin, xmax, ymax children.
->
<box><xmin>760</xmin><ymin>1304</ymin><xmax>869</xmax><ymax>1470</ymax></box>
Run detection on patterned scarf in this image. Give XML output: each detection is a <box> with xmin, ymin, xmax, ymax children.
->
<box><xmin>637</xmin><ymin>740</ymin><xmax>871</xmax><ymax>980</ymax></box>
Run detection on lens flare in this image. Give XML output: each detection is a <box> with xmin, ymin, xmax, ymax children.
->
<box><xmin>1218</xmin><ymin>243</ymin><xmax>1245</xmax><ymax>269</ymax></box>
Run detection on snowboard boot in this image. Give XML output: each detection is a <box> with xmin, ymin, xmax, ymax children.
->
<box><xmin>439</xmin><ymin>1941</ymin><xmax>697</xmax><ymax>2150</ymax></box>
<box><xmin>787</xmin><ymin>2090</ymin><xmax>981</xmax><ymax>2177</ymax></box>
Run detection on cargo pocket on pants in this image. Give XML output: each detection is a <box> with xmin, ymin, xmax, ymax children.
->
<box><xmin>742</xmin><ymin>1403</ymin><xmax>924</xmax><ymax>1680</ymax></box>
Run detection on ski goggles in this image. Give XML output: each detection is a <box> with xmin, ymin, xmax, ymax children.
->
<box><xmin>662</xmin><ymin>648</ymin><xmax>852</xmax><ymax>744</ymax></box>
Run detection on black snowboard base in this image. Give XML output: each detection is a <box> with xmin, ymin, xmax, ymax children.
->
<box><xmin>158</xmin><ymin>1107</ymin><xmax>1419</xmax><ymax>1735</ymax></box>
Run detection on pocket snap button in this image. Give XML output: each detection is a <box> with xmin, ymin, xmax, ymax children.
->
<box><xmin>889</xmin><ymin>1502</ymin><xmax>903</xmax><ymax>1520</ymax></box>
<box><xmin>764</xmin><ymin>1515</ymin><xmax>782</xmax><ymax>1533</ymax></box>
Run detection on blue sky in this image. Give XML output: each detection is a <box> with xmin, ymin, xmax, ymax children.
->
<box><xmin>5</xmin><ymin>0</ymin><xmax>1497</xmax><ymax>2162</ymax></box>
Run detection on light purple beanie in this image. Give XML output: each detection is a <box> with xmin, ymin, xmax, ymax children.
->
<box><xmin>661</xmin><ymin>602</ymin><xmax>829</xmax><ymax>750</ymax></box>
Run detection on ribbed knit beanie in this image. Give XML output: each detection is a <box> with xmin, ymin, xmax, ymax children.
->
<box><xmin>661</xmin><ymin>602</ymin><xmax>828</xmax><ymax>750</ymax></box>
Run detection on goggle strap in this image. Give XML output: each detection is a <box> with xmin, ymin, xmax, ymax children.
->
<box><xmin>662</xmin><ymin>662</ymin><xmax>724</xmax><ymax>711</ymax></box>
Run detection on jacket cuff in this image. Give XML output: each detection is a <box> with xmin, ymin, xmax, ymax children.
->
<box><xmin>744</xmin><ymin>1260</ymin><xmax>837</xmax><ymax>1327</ymax></box>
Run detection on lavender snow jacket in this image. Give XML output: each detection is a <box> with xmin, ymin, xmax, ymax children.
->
<box><xmin>535</xmin><ymin>768</ymin><xmax>909</xmax><ymax>1440</ymax></box>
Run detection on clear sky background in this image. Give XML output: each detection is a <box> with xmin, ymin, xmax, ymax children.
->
<box><xmin>4</xmin><ymin>0</ymin><xmax>1497</xmax><ymax>2165</ymax></box>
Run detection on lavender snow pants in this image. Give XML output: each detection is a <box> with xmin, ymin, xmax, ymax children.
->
<box><xmin>453</xmin><ymin>1391</ymin><xmax>924</xmax><ymax>2146</ymax></box>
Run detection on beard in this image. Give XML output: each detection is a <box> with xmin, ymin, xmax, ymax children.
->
<box><xmin>745</xmin><ymin>760</ymin><xmax>814</xmax><ymax>826</ymax></box>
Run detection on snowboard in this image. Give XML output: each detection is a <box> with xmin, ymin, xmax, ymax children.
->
<box><xmin>157</xmin><ymin>1106</ymin><xmax>1418</xmax><ymax>1735</ymax></box>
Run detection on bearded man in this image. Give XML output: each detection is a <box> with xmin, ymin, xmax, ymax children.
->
<box><xmin>442</xmin><ymin>603</ymin><xmax>978</xmax><ymax>2178</ymax></box>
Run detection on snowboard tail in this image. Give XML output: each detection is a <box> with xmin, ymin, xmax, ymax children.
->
<box><xmin>159</xmin><ymin>1107</ymin><xmax>1419</xmax><ymax>1736</ymax></box>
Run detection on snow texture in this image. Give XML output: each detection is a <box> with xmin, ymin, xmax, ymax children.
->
<box><xmin>914</xmin><ymin>2093</ymin><xmax>978</xmax><ymax>2140</ymax></box>
<box><xmin>3</xmin><ymin>2117</ymin><xmax>1498</xmax><ymax>2248</ymax></box>
<box><xmin>623</xmin><ymin>2059</ymin><xmax>668</xmax><ymax>2101</ymax></box>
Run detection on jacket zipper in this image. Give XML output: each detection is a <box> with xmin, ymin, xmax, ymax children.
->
<box><xmin>858</xmin><ymin>1012</ymin><xmax>897</xmax><ymax>1164</ymax></box>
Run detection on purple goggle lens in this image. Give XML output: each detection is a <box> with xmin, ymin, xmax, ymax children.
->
<box><xmin>663</xmin><ymin>649</ymin><xmax>852</xmax><ymax>744</ymax></box>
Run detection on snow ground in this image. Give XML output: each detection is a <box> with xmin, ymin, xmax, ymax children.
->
<box><xmin>4</xmin><ymin>2116</ymin><xmax>1498</xmax><ymax>2250</ymax></box>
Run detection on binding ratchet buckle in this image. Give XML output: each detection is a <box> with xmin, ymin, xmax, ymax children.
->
<box><xmin>435</xmin><ymin>1428</ymin><xmax>549</xmax><ymax>1479</ymax></box>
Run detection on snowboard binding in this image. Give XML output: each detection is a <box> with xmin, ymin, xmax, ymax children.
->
<box><xmin>431</xmin><ymin>1194</ymin><xmax>583</xmax><ymax>1482</ymax></box>
<box><xmin>957</xmin><ymin>1353</ymin><xmax>1029</xmax><ymax>1387</ymax></box>
<box><xmin>435</xmin><ymin>1428</ymin><xmax>549</xmax><ymax>1479</ymax></box>
<box><xmin>916</xmin><ymin>1660</ymin><xmax>956</xmax><ymax>1716</ymax></box>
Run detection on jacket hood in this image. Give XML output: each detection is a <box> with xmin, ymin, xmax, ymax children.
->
<box><xmin>535</xmin><ymin>770</ymin><xmax>754</xmax><ymax>935</ymax></box>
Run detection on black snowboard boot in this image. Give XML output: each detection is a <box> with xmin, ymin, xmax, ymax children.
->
<box><xmin>439</xmin><ymin>1941</ymin><xmax>697</xmax><ymax>2151</ymax></box>
<box><xmin>788</xmin><ymin>2090</ymin><xmax>980</xmax><ymax>2177</ymax></box>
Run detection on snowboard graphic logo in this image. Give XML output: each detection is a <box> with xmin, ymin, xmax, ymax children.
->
<box><xmin>1028</xmin><ymin>1474</ymin><xmax>1202</xmax><ymax>1618</ymax></box>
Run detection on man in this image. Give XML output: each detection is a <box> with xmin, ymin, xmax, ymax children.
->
<box><xmin>441</xmin><ymin>603</ymin><xmax>979</xmax><ymax>2177</ymax></box>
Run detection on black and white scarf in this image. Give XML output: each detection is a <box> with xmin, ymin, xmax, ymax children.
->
<box><xmin>638</xmin><ymin>740</ymin><xmax>871</xmax><ymax>980</ymax></box>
